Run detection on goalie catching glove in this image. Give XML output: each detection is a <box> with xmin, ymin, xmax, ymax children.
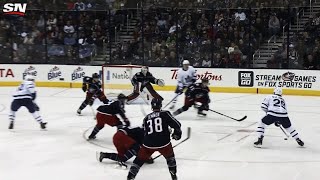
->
<box><xmin>156</xmin><ymin>79</ymin><xmax>165</xmax><ymax>87</ymax></box>
<box><xmin>172</xmin><ymin>129</ymin><xmax>182</xmax><ymax>140</ymax></box>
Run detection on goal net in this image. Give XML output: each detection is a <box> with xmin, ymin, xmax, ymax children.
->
<box><xmin>101</xmin><ymin>64</ymin><xmax>144</xmax><ymax>98</ymax></box>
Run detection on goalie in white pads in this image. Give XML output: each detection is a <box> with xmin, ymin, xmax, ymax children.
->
<box><xmin>8</xmin><ymin>75</ymin><xmax>47</xmax><ymax>130</ymax></box>
<box><xmin>254</xmin><ymin>88</ymin><xmax>304</xmax><ymax>147</ymax></box>
<box><xmin>170</xmin><ymin>60</ymin><xmax>197</xmax><ymax>109</ymax></box>
<box><xmin>126</xmin><ymin>66</ymin><xmax>164</xmax><ymax>104</ymax></box>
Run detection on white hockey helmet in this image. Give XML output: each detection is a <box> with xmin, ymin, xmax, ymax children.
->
<box><xmin>273</xmin><ymin>87</ymin><xmax>282</xmax><ymax>96</ymax></box>
<box><xmin>182</xmin><ymin>60</ymin><xmax>190</xmax><ymax>65</ymax></box>
<box><xmin>24</xmin><ymin>75</ymin><xmax>35</xmax><ymax>81</ymax></box>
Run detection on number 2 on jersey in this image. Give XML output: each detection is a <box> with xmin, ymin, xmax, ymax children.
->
<box><xmin>147</xmin><ymin>117</ymin><xmax>163</xmax><ymax>134</ymax></box>
<box><xmin>273</xmin><ymin>99</ymin><xmax>286</xmax><ymax>109</ymax></box>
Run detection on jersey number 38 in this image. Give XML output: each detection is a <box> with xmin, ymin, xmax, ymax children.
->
<box><xmin>147</xmin><ymin>118</ymin><xmax>163</xmax><ymax>134</ymax></box>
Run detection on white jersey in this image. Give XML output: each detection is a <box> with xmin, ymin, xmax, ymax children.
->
<box><xmin>261</xmin><ymin>95</ymin><xmax>288</xmax><ymax>117</ymax></box>
<box><xmin>13</xmin><ymin>80</ymin><xmax>36</xmax><ymax>100</ymax></box>
<box><xmin>177</xmin><ymin>66</ymin><xmax>197</xmax><ymax>88</ymax></box>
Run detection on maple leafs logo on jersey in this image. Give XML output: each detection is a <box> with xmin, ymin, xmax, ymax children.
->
<box><xmin>282</xmin><ymin>72</ymin><xmax>295</xmax><ymax>81</ymax></box>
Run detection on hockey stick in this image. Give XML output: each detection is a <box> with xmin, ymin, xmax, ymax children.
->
<box><xmin>279</xmin><ymin>125</ymin><xmax>290</xmax><ymax>140</ymax></box>
<box><xmin>163</xmin><ymin>94</ymin><xmax>180</xmax><ymax>109</ymax></box>
<box><xmin>208</xmin><ymin>109</ymin><xmax>247</xmax><ymax>121</ymax></box>
<box><xmin>152</xmin><ymin>127</ymin><xmax>191</xmax><ymax>160</ymax></box>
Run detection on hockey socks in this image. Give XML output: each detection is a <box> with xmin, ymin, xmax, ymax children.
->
<box><xmin>88</xmin><ymin>125</ymin><xmax>103</xmax><ymax>139</ymax></box>
<box><xmin>127</xmin><ymin>158</ymin><xmax>144</xmax><ymax>180</ymax></box>
<box><xmin>166</xmin><ymin>156</ymin><xmax>178</xmax><ymax>180</ymax></box>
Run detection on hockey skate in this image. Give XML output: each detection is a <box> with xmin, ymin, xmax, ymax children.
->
<box><xmin>296</xmin><ymin>138</ymin><xmax>304</xmax><ymax>147</ymax></box>
<box><xmin>40</xmin><ymin>122</ymin><xmax>47</xmax><ymax>129</ymax></box>
<box><xmin>98</xmin><ymin>152</ymin><xmax>106</xmax><ymax>162</ymax></box>
<box><xmin>170</xmin><ymin>171</ymin><xmax>178</xmax><ymax>180</ymax></box>
<box><xmin>197</xmin><ymin>110</ymin><xmax>207</xmax><ymax>116</ymax></box>
<box><xmin>8</xmin><ymin>122</ymin><xmax>14</xmax><ymax>129</ymax></box>
<box><xmin>254</xmin><ymin>136</ymin><xmax>264</xmax><ymax>148</ymax></box>
<box><xmin>88</xmin><ymin>134</ymin><xmax>96</xmax><ymax>140</ymax></box>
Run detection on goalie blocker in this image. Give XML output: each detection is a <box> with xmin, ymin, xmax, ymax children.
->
<box><xmin>126</xmin><ymin>66</ymin><xmax>164</xmax><ymax>104</ymax></box>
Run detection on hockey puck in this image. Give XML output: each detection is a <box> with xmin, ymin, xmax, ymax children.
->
<box><xmin>284</xmin><ymin>138</ymin><xmax>288</xmax><ymax>140</ymax></box>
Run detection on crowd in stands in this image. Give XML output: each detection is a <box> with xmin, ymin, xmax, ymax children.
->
<box><xmin>0</xmin><ymin>0</ymin><xmax>319</xmax><ymax>69</ymax></box>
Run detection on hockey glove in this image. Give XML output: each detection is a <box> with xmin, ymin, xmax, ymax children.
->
<box><xmin>82</xmin><ymin>84</ymin><xmax>87</xmax><ymax>92</ymax></box>
<box><xmin>172</xmin><ymin>129</ymin><xmax>182</xmax><ymax>140</ymax></box>
<box><xmin>123</xmin><ymin>119</ymin><xmax>130</xmax><ymax>127</ymax></box>
<box><xmin>156</xmin><ymin>79</ymin><xmax>165</xmax><ymax>87</ymax></box>
<box><xmin>177</xmin><ymin>86</ymin><xmax>184</xmax><ymax>95</ymax></box>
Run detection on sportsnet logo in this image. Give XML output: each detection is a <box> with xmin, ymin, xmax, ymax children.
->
<box><xmin>23</xmin><ymin>66</ymin><xmax>37</xmax><ymax>79</ymax></box>
<box><xmin>71</xmin><ymin>67</ymin><xmax>85</xmax><ymax>81</ymax></box>
<box><xmin>3</xmin><ymin>3</ymin><xmax>27</xmax><ymax>16</ymax></box>
<box><xmin>48</xmin><ymin>66</ymin><xmax>62</xmax><ymax>80</ymax></box>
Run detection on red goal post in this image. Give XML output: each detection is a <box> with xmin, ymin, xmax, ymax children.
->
<box><xmin>101</xmin><ymin>64</ymin><xmax>143</xmax><ymax>96</ymax></box>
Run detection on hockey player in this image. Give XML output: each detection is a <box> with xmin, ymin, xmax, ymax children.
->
<box><xmin>127</xmin><ymin>98</ymin><xmax>181</xmax><ymax>180</ymax></box>
<box><xmin>9</xmin><ymin>75</ymin><xmax>47</xmax><ymax>129</ymax></box>
<box><xmin>173</xmin><ymin>78</ymin><xmax>210</xmax><ymax>116</ymax></box>
<box><xmin>126</xmin><ymin>66</ymin><xmax>164</xmax><ymax>104</ymax></box>
<box><xmin>169</xmin><ymin>60</ymin><xmax>197</xmax><ymax>109</ymax></box>
<box><xmin>98</xmin><ymin>126</ymin><xmax>154</xmax><ymax>166</ymax></box>
<box><xmin>77</xmin><ymin>73</ymin><xmax>109</xmax><ymax>115</ymax></box>
<box><xmin>88</xmin><ymin>93</ymin><xmax>130</xmax><ymax>139</ymax></box>
<box><xmin>254</xmin><ymin>88</ymin><xmax>304</xmax><ymax>147</ymax></box>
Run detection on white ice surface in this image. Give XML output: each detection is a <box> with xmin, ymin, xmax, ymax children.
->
<box><xmin>1</xmin><ymin>87</ymin><xmax>320</xmax><ymax>180</ymax></box>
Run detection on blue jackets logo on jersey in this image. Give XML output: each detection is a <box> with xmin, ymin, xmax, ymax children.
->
<box><xmin>48</xmin><ymin>66</ymin><xmax>62</xmax><ymax>80</ymax></box>
<box><xmin>71</xmin><ymin>67</ymin><xmax>85</xmax><ymax>81</ymax></box>
<box><xmin>23</xmin><ymin>66</ymin><xmax>37</xmax><ymax>79</ymax></box>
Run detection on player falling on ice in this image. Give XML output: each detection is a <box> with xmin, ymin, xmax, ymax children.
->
<box><xmin>173</xmin><ymin>78</ymin><xmax>210</xmax><ymax>116</ymax></box>
<box><xmin>126</xmin><ymin>66</ymin><xmax>164</xmax><ymax>104</ymax></box>
<box><xmin>77</xmin><ymin>73</ymin><xmax>109</xmax><ymax>115</ymax></box>
<box><xmin>8</xmin><ymin>75</ymin><xmax>47</xmax><ymax>129</ymax></box>
<box><xmin>127</xmin><ymin>98</ymin><xmax>182</xmax><ymax>180</ymax></box>
<box><xmin>254</xmin><ymin>88</ymin><xmax>304</xmax><ymax>147</ymax></box>
<box><xmin>97</xmin><ymin>126</ymin><xmax>154</xmax><ymax>167</ymax></box>
<box><xmin>87</xmin><ymin>93</ymin><xmax>130</xmax><ymax>140</ymax></box>
<box><xmin>169</xmin><ymin>60</ymin><xmax>197</xmax><ymax>109</ymax></box>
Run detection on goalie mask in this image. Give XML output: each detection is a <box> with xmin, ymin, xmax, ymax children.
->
<box><xmin>141</xmin><ymin>66</ymin><xmax>149</xmax><ymax>76</ymax></box>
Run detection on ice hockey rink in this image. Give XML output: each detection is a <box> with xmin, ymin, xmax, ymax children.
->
<box><xmin>1</xmin><ymin>87</ymin><xmax>320</xmax><ymax>180</ymax></box>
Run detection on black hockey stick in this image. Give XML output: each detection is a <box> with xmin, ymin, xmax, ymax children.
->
<box><xmin>279</xmin><ymin>125</ymin><xmax>290</xmax><ymax>140</ymax></box>
<box><xmin>152</xmin><ymin>127</ymin><xmax>191</xmax><ymax>160</ymax></box>
<box><xmin>208</xmin><ymin>109</ymin><xmax>247</xmax><ymax>121</ymax></box>
<box><xmin>163</xmin><ymin>94</ymin><xmax>180</xmax><ymax>109</ymax></box>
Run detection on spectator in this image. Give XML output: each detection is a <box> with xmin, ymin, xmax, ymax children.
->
<box><xmin>74</xmin><ymin>0</ymin><xmax>86</xmax><ymax>11</ymax></box>
<box><xmin>63</xmin><ymin>21</ymin><xmax>75</xmax><ymax>34</ymax></box>
<box><xmin>235</xmin><ymin>8</ymin><xmax>246</xmax><ymax>22</ymax></box>
<box><xmin>268</xmin><ymin>14</ymin><xmax>280</xmax><ymax>36</ymax></box>
<box><xmin>202</xmin><ymin>55</ymin><xmax>211</xmax><ymax>67</ymax></box>
<box><xmin>303</xmin><ymin>54</ymin><xmax>319</xmax><ymax>69</ymax></box>
<box><xmin>47</xmin><ymin>14</ymin><xmax>57</xmax><ymax>31</ymax></box>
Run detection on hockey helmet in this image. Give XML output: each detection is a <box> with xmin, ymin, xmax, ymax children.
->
<box><xmin>141</xmin><ymin>66</ymin><xmax>149</xmax><ymax>76</ymax></box>
<box><xmin>24</xmin><ymin>75</ymin><xmax>35</xmax><ymax>81</ymax></box>
<box><xmin>151</xmin><ymin>98</ymin><xmax>162</xmax><ymax>110</ymax></box>
<box><xmin>182</xmin><ymin>60</ymin><xmax>190</xmax><ymax>70</ymax></box>
<box><xmin>92</xmin><ymin>73</ymin><xmax>99</xmax><ymax>79</ymax></box>
<box><xmin>201</xmin><ymin>78</ymin><xmax>209</xmax><ymax>87</ymax></box>
<box><xmin>273</xmin><ymin>88</ymin><xmax>282</xmax><ymax>96</ymax></box>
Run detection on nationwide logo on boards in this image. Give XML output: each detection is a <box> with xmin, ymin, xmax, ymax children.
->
<box><xmin>171</xmin><ymin>69</ymin><xmax>222</xmax><ymax>81</ymax></box>
<box><xmin>107</xmin><ymin>70</ymin><xmax>130</xmax><ymax>80</ymax></box>
<box><xmin>72</xmin><ymin>67</ymin><xmax>85</xmax><ymax>81</ymax></box>
<box><xmin>23</xmin><ymin>66</ymin><xmax>37</xmax><ymax>79</ymax></box>
<box><xmin>48</xmin><ymin>66</ymin><xmax>62</xmax><ymax>80</ymax></box>
<box><xmin>256</xmin><ymin>71</ymin><xmax>317</xmax><ymax>89</ymax></box>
